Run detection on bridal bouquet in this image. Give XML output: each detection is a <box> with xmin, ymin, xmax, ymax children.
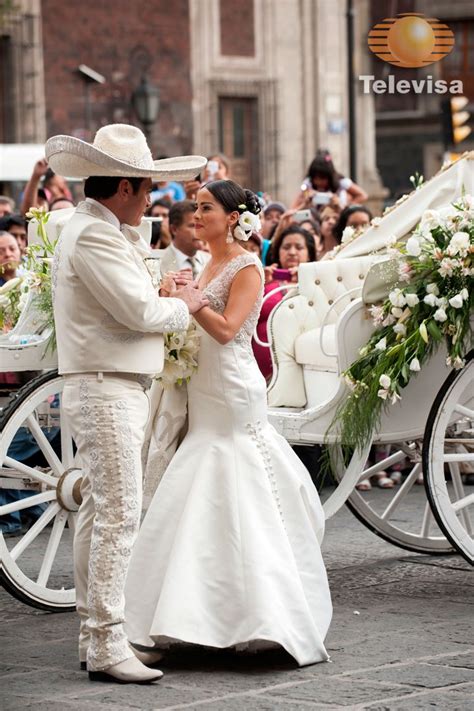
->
<box><xmin>331</xmin><ymin>194</ymin><xmax>473</xmax><ymax>453</ymax></box>
<box><xmin>157</xmin><ymin>323</ymin><xmax>200</xmax><ymax>388</ymax></box>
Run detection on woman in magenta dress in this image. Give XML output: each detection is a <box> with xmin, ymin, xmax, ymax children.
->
<box><xmin>253</xmin><ymin>225</ymin><xmax>316</xmax><ymax>380</ymax></box>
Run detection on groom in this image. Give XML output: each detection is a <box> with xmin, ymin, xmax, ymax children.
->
<box><xmin>45</xmin><ymin>124</ymin><xmax>207</xmax><ymax>684</ymax></box>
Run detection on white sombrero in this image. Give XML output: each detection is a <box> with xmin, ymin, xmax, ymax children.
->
<box><xmin>45</xmin><ymin>123</ymin><xmax>207</xmax><ymax>180</ymax></box>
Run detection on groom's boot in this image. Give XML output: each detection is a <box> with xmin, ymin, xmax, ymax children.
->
<box><xmin>80</xmin><ymin>646</ymin><xmax>163</xmax><ymax>671</ymax></box>
<box><xmin>89</xmin><ymin>656</ymin><xmax>163</xmax><ymax>684</ymax></box>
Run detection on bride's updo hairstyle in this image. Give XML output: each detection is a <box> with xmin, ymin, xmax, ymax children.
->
<box><xmin>205</xmin><ymin>180</ymin><xmax>261</xmax><ymax>218</ymax></box>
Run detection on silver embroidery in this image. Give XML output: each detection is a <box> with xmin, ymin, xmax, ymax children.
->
<box><xmin>51</xmin><ymin>235</ymin><xmax>63</xmax><ymax>300</ymax></box>
<box><xmin>99</xmin><ymin>313</ymin><xmax>144</xmax><ymax>343</ymax></box>
<box><xmin>79</xmin><ymin>380</ymin><xmax>141</xmax><ymax>671</ymax></box>
<box><xmin>163</xmin><ymin>299</ymin><xmax>189</xmax><ymax>332</ymax></box>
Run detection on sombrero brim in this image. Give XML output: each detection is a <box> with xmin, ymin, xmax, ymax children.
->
<box><xmin>45</xmin><ymin>135</ymin><xmax>207</xmax><ymax>181</ymax></box>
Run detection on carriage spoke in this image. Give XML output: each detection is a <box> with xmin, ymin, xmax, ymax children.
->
<box><xmin>452</xmin><ymin>493</ymin><xmax>474</xmax><ymax>513</ymax></box>
<box><xmin>420</xmin><ymin>501</ymin><xmax>433</xmax><ymax>537</ymax></box>
<box><xmin>0</xmin><ymin>490</ymin><xmax>56</xmax><ymax>517</ymax></box>
<box><xmin>357</xmin><ymin>448</ymin><xmax>407</xmax><ymax>484</ymax></box>
<box><xmin>25</xmin><ymin>414</ymin><xmax>64</xmax><ymax>478</ymax></box>
<box><xmin>381</xmin><ymin>463</ymin><xmax>421</xmax><ymax>520</ymax></box>
<box><xmin>10</xmin><ymin>503</ymin><xmax>60</xmax><ymax>561</ymax></box>
<box><xmin>3</xmin><ymin>457</ymin><xmax>57</xmax><ymax>487</ymax></box>
<box><xmin>444</xmin><ymin>452</ymin><xmax>474</xmax><ymax>463</ymax></box>
<box><xmin>67</xmin><ymin>512</ymin><xmax>76</xmax><ymax>535</ymax></box>
<box><xmin>37</xmin><ymin>509</ymin><xmax>68</xmax><ymax>587</ymax></box>
<box><xmin>449</xmin><ymin>463</ymin><xmax>473</xmax><ymax>535</ymax></box>
<box><xmin>454</xmin><ymin>404</ymin><xmax>474</xmax><ymax>420</ymax></box>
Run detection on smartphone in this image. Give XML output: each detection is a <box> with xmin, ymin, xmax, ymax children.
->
<box><xmin>294</xmin><ymin>209</ymin><xmax>312</xmax><ymax>223</ymax></box>
<box><xmin>273</xmin><ymin>268</ymin><xmax>292</xmax><ymax>281</ymax></box>
<box><xmin>207</xmin><ymin>160</ymin><xmax>219</xmax><ymax>178</ymax></box>
<box><xmin>312</xmin><ymin>192</ymin><xmax>332</xmax><ymax>206</ymax></box>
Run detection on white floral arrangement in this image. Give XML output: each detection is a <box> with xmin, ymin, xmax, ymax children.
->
<box><xmin>233</xmin><ymin>204</ymin><xmax>261</xmax><ymax>241</ymax></box>
<box><xmin>0</xmin><ymin>277</ymin><xmax>25</xmax><ymax>331</ymax></box>
<box><xmin>157</xmin><ymin>323</ymin><xmax>200</xmax><ymax>388</ymax></box>
<box><xmin>330</xmin><ymin>193</ymin><xmax>473</xmax><ymax>453</ymax></box>
<box><xmin>0</xmin><ymin>208</ymin><xmax>55</xmax><ymax>338</ymax></box>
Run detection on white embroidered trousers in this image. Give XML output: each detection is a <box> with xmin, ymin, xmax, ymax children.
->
<box><xmin>62</xmin><ymin>374</ymin><xmax>150</xmax><ymax>671</ymax></box>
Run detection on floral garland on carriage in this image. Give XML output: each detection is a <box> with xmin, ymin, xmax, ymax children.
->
<box><xmin>331</xmin><ymin>194</ymin><xmax>473</xmax><ymax>455</ymax></box>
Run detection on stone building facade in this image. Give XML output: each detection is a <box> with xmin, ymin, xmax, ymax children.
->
<box><xmin>1</xmin><ymin>0</ymin><xmax>386</xmax><ymax>208</ymax></box>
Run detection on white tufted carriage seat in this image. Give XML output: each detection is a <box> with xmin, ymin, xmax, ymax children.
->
<box><xmin>266</xmin><ymin>256</ymin><xmax>379</xmax><ymax>409</ymax></box>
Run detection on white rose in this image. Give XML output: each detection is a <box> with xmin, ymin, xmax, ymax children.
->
<box><xmin>375</xmin><ymin>337</ymin><xmax>387</xmax><ymax>351</ymax></box>
<box><xmin>447</xmin><ymin>231</ymin><xmax>470</xmax><ymax>257</ymax></box>
<box><xmin>341</xmin><ymin>226</ymin><xmax>355</xmax><ymax>244</ymax></box>
<box><xmin>388</xmin><ymin>288</ymin><xmax>406</xmax><ymax>308</ymax></box>
<box><xmin>406</xmin><ymin>236</ymin><xmax>422</xmax><ymax>257</ymax></box>
<box><xmin>420</xmin><ymin>209</ymin><xmax>441</xmax><ymax>230</ymax></box>
<box><xmin>238</xmin><ymin>210</ymin><xmax>261</xmax><ymax>236</ymax></box>
<box><xmin>409</xmin><ymin>358</ymin><xmax>421</xmax><ymax>372</ymax></box>
<box><xmin>426</xmin><ymin>283</ymin><xmax>439</xmax><ymax>295</ymax></box>
<box><xmin>405</xmin><ymin>293</ymin><xmax>419</xmax><ymax>307</ymax></box>
<box><xmin>423</xmin><ymin>293</ymin><xmax>438</xmax><ymax>307</ymax></box>
<box><xmin>449</xmin><ymin>294</ymin><xmax>464</xmax><ymax>309</ymax></box>
<box><xmin>434</xmin><ymin>308</ymin><xmax>447</xmax><ymax>322</ymax></box>
<box><xmin>379</xmin><ymin>374</ymin><xmax>391</xmax><ymax>389</ymax></box>
<box><xmin>391</xmin><ymin>307</ymin><xmax>404</xmax><ymax>319</ymax></box>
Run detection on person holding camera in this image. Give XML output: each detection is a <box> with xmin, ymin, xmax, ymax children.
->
<box><xmin>291</xmin><ymin>150</ymin><xmax>367</xmax><ymax>212</ymax></box>
<box><xmin>183</xmin><ymin>153</ymin><xmax>231</xmax><ymax>200</ymax></box>
<box><xmin>253</xmin><ymin>225</ymin><xmax>316</xmax><ymax>380</ymax></box>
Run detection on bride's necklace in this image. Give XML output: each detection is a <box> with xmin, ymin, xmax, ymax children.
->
<box><xmin>201</xmin><ymin>247</ymin><xmax>240</xmax><ymax>287</ymax></box>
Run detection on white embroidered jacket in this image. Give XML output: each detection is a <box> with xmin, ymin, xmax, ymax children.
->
<box><xmin>52</xmin><ymin>201</ymin><xmax>189</xmax><ymax>375</ymax></box>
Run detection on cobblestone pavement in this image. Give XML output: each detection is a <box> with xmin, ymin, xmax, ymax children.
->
<box><xmin>0</xmin><ymin>487</ymin><xmax>472</xmax><ymax>710</ymax></box>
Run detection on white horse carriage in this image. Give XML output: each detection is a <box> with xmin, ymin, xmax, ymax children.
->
<box><xmin>0</xmin><ymin>157</ymin><xmax>473</xmax><ymax>613</ymax></box>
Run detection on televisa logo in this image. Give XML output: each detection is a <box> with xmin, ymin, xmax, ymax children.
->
<box><xmin>360</xmin><ymin>75</ymin><xmax>463</xmax><ymax>95</ymax></box>
<box><xmin>361</xmin><ymin>13</ymin><xmax>463</xmax><ymax>95</ymax></box>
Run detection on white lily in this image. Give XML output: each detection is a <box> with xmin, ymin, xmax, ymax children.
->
<box><xmin>426</xmin><ymin>283</ymin><xmax>440</xmax><ymax>295</ymax></box>
<box><xmin>405</xmin><ymin>293</ymin><xmax>419</xmax><ymax>307</ymax></box>
<box><xmin>377</xmin><ymin>388</ymin><xmax>389</xmax><ymax>401</ymax></box>
<box><xmin>449</xmin><ymin>294</ymin><xmax>464</xmax><ymax>309</ymax></box>
<box><xmin>434</xmin><ymin>308</ymin><xmax>447</xmax><ymax>322</ymax></box>
<box><xmin>423</xmin><ymin>293</ymin><xmax>438</xmax><ymax>307</ymax></box>
<box><xmin>389</xmin><ymin>288</ymin><xmax>406</xmax><ymax>308</ymax></box>
<box><xmin>409</xmin><ymin>358</ymin><xmax>421</xmax><ymax>372</ymax></box>
<box><xmin>379</xmin><ymin>374</ymin><xmax>391</xmax><ymax>389</ymax></box>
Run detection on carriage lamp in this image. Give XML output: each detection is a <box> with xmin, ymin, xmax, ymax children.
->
<box><xmin>131</xmin><ymin>76</ymin><xmax>160</xmax><ymax>144</ymax></box>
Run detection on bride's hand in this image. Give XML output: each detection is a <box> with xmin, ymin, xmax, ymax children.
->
<box><xmin>159</xmin><ymin>274</ymin><xmax>177</xmax><ymax>297</ymax></box>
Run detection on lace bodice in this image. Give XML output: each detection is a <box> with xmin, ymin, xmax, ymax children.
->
<box><xmin>202</xmin><ymin>253</ymin><xmax>264</xmax><ymax>348</ymax></box>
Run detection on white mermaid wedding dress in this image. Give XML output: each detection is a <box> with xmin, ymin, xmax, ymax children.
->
<box><xmin>125</xmin><ymin>253</ymin><xmax>332</xmax><ymax>666</ymax></box>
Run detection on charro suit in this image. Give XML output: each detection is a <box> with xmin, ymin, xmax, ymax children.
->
<box><xmin>54</xmin><ymin>199</ymin><xmax>189</xmax><ymax>671</ymax></box>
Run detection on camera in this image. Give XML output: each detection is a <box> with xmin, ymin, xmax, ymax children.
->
<box><xmin>312</xmin><ymin>192</ymin><xmax>332</xmax><ymax>206</ymax></box>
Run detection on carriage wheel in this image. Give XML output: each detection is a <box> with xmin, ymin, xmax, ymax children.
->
<box><xmin>0</xmin><ymin>370</ymin><xmax>78</xmax><ymax>611</ymax></box>
<box><xmin>329</xmin><ymin>440</ymin><xmax>453</xmax><ymax>555</ymax></box>
<box><xmin>423</xmin><ymin>351</ymin><xmax>474</xmax><ymax>565</ymax></box>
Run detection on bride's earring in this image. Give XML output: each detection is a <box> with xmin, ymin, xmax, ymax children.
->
<box><xmin>226</xmin><ymin>225</ymin><xmax>234</xmax><ymax>244</ymax></box>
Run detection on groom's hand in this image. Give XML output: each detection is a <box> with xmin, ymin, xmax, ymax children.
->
<box><xmin>173</xmin><ymin>283</ymin><xmax>209</xmax><ymax>314</ymax></box>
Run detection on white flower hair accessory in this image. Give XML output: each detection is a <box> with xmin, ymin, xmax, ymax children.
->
<box><xmin>233</xmin><ymin>203</ymin><xmax>261</xmax><ymax>241</ymax></box>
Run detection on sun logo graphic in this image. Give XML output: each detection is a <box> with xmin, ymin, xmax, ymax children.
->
<box><xmin>368</xmin><ymin>13</ymin><xmax>455</xmax><ymax>68</ymax></box>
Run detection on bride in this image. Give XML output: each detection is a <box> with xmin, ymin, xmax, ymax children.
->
<box><xmin>124</xmin><ymin>179</ymin><xmax>332</xmax><ymax>667</ymax></box>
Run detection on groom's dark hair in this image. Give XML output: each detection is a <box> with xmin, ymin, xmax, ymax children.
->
<box><xmin>84</xmin><ymin>176</ymin><xmax>145</xmax><ymax>200</ymax></box>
